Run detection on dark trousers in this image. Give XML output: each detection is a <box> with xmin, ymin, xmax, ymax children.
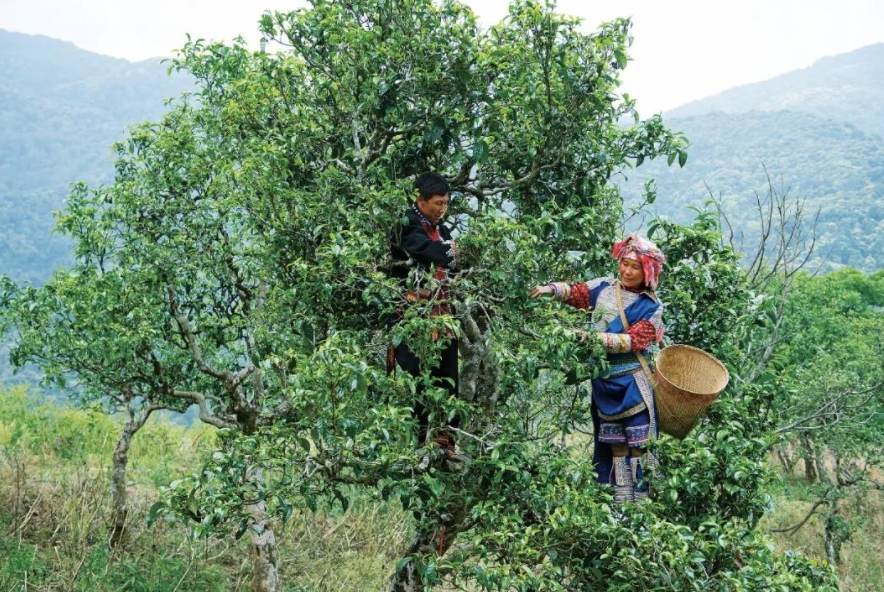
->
<box><xmin>391</xmin><ymin>338</ymin><xmax>459</xmax><ymax>443</ymax></box>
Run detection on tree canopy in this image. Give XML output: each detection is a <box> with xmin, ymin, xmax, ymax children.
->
<box><xmin>0</xmin><ymin>1</ymin><xmax>840</xmax><ymax>590</ymax></box>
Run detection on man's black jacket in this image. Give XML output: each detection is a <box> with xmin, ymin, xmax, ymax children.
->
<box><xmin>389</xmin><ymin>203</ymin><xmax>456</xmax><ymax>281</ymax></box>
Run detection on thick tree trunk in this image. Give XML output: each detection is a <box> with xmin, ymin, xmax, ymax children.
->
<box><xmin>109</xmin><ymin>398</ymin><xmax>157</xmax><ymax>548</ymax></box>
<box><xmin>388</xmin><ymin>505</ymin><xmax>466</xmax><ymax>592</ymax></box>
<box><xmin>109</xmin><ymin>401</ymin><xmax>155</xmax><ymax>548</ymax></box>
<box><xmin>814</xmin><ymin>448</ymin><xmax>829</xmax><ymax>484</ymax></box>
<box><xmin>776</xmin><ymin>444</ymin><xmax>797</xmax><ymax>475</ymax></box>
<box><xmin>246</xmin><ymin>469</ymin><xmax>279</xmax><ymax>592</ymax></box>
<box><xmin>388</xmin><ymin>557</ymin><xmax>422</xmax><ymax>592</ymax></box>
<box><xmin>824</xmin><ymin>502</ymin><xmax>841</xmax><ymax>566</ymax></box>
<box><xmin>248</xmin><ymin>501</ymin><xmax>279</xmax><ymax>592</ymax></box>
<box><xmin>109</xmin><ymin>422</ymin><xmax>134</xmax><ymax>548</ymax></box>
<box><xmin>387</xmin><ymin>307</ymin><xmax>491</xmax><ymax>591</ymax></box>
<box><xmin>804</xmin><ymin>458</ymin><xmax>818</xmax><ymax>484</ymax></box>
<box><xmin>801</xmin><ymin>436</ymin><xmax>820</xmax><ymax>484</ymax></box>
<box><xmin>387</xmin><ymin>306</ymin><xmax>492</xmax><ymax>591</ymax></box>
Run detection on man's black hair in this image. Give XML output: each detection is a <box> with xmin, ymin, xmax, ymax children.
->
<box><xmin>413</xmin><ymin>172</ymin><xmax>450</xmax><ymax>201</ymax></box>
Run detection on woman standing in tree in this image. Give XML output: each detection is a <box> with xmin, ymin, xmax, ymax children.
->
<box><xmin>530</xmin><ymin>235</ymin><xmax>666</xmax><ymax>502</ymax></box>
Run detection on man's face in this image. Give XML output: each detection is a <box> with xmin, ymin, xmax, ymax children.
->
<box><xmin>417</xmin><ymin>193</ymin><xmax>449</xmax><ymax>223</ymax></box>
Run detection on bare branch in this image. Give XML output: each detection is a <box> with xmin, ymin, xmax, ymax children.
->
<box><xmin>771</xmin><ymin>495</ymin><xmax>830</xmax><ymax>534</ymax></box>
<box><xmin>174</xmin><ymin>390</ymin><xmax>238</xmax><ymax>429</ymax></box>
<box><xmin>166</xmin><ymin>284</ymin><xmax>234</xmax><ymax>383</ymax></box>
<box><xmin>776</xmin><ymin>380</ymin><xmax>884</xmax><ymax>435</ymax></box>
<box><xmin>707</xmin><ymin>182</ymin><xmax>735</xmax><ymax>249</ymax></box>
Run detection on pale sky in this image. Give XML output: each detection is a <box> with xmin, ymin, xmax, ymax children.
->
<box><xmin>1</xmin><ymin>0</ymin><xmax>883</xmax><ymax>115</ymax></box>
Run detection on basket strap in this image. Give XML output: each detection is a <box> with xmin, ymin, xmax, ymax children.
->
<box><xmin>614</xmin><ymin>280</ymin><xmax>630</xmax><ymax>330</ymax></box>
<box><xmin>615</xmin><ymin>281</ymin><xmax>658</xmax><ymax>394</ymax></box>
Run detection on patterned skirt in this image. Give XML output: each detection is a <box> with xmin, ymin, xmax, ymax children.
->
<box><xmin>592</xmin><ymin>370</ymin><xmax>659</xmax><ymax>488</ymax></box>
<box><xmin>597</xmin><ymin>409</ymin><xmax>652</xmax><ymax>447</ymax></box>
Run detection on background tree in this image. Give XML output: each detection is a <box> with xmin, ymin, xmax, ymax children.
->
<box><xmin>0</xmin><ymin>261</ymin><xmax>197</xmax><ymax>548</ymax></box>
<box><xmin>767</xmin><ymin>269</ymin><xmax>884</xmax><ymax>565</ymax></box>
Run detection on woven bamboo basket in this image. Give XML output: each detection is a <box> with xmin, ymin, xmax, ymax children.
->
<box><xmin>652</xmin><ymin>344</ymin><xmax>729</xmax><ymax>439</ymax></box>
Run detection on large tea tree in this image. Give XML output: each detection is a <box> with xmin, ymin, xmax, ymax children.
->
<box><xmin>0</xmin><ymin>1</ymin><xmax>837</xmax><ymax>591</ymax></box>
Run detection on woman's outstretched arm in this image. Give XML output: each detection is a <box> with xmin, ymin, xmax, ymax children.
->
<box><xmin>529</xmin><ymin>282</ymin><xmax>590</xmax><ymax>310</ymax></box>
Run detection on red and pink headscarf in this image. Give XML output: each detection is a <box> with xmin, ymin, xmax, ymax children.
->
<box><xmin>611</xmin><ymin>234</ymin><xmax>665</xmax><ymax>291</ymax></box>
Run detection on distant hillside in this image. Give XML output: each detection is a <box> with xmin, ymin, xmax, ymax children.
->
<box><xmin>668</xmin><ymin>43</ymin><xmax>884</xmax><ymax>137</ymax></box>
<box><xmin>0</xmin><ymin>31</ymin><xmax>131</xmax><ymax>92</ymax></box>
<box><xmin>623</xmin><ymin>110</ymin><xmax>884</xmax><ymax>271</ymax></box>
<box><xmin>622</xmin><ymin>43</ymin><xmax>884</xmax><ymax>272</ymax></box>
<box><xmin>2</xmin><ymin>33</ymin><xmax>883</xmax><ymax>279</ymax></box>
<box><xmin>0</xmin><ymin>30</ymin><xmax>192</xmax><ymax>284</ymax></box>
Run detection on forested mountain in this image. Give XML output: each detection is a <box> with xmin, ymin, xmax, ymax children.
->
<box><xmin>668</xmin><ymin>43</ymin><xmax>884</xmax><ymax>136</ymax></box>
<box><xmin>623</xmin><ymin>110</ymin><xmax>884</xmax><ymax>270</ymax></box>
<box><xmin>0</xmin><ymin>30</ymin><xmax>191</xmax><ymax>284</ymax></box>
<box><xmin>623</xmin><ymin>44</ymin><xmax>884</xmax><ymax>271</ymax></box>
<box><xmin>2</xmin><ymin>34</ymin><xmax>883</xmax><ymax>279</ymax></box>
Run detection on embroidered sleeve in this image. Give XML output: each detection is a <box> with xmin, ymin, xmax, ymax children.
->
<box><xmin>598</xmin><ymin>331</ymin><xmax>632</xmax><ymax>353</ymax></box>
<box><xmin>597</xmin><ymin>303</ymin><xmax>664</xmax><ymax>353</ymax></box>
<box><xmin>546</xmin><ymin>277</ymin><xmax>615</xmax><ymax>311</ymax></box>
<box><xmin>545</xmin><ymin>282</ymin><xmax>570</xmax><ymax>303</ymax></box>
<box><xmin>400</xmin><ymin>220</ymin><xmax>456</xmax><ymax>268</ymax></box>
<box><xmin>625</xmin><ymin>320</ymin><xmax>657</xmax><ymax>351</ymax></box>
<box><xmin>547</xmin><ymin>277</ymin><xmax>613</xmax><ymax>310</ymax></box>
<box><xmin>564</xmin><ymin>282</ymin><xmax>590</xmax><ymax>309</ymax></box>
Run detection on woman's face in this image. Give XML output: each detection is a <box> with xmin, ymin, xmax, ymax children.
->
<box><xmin>618</xmin><ymin>257</ymin><xmax>645</xmax><ymax>289</ymax></box>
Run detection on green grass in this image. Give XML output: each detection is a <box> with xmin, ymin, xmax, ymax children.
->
<box><xmin>5</xmin><ymin>387</ymin><xmax>883</xmax><ymax>591</ymax></box>
<box><xmin>761</xmin><ymin>471</ymin><xmax>884</xmax><ymax>591</ymax></box>
<box><xmin>0</xmin><ymin>387</ymin><xmax>409</xmax><ymax>591</ymax></box>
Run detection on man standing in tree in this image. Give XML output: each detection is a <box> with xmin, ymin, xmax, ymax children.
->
<box><xmin>388</xmin><ymin>172</ymin><xmax>460</xmax><ymax>455</ymax></box>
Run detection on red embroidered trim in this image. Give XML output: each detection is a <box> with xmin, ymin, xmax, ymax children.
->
<box><xmin>626</xmin><ymin>320</ymin><xmax>657</xmax><ymax>351</ymax></box>
<box><xmin>421</xmin><ymin>222</ymin><xmax>448</xmax><ymax>281</ymax></box>
<box><xmin>566</xmin><ymin>282</ymin><xmax>590</xmax><ymax>309</ymax></box>
<box><xmin>422</xmin><ymin>222</ymin><xmax>441</xmax><ymax>242</ymax></box>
